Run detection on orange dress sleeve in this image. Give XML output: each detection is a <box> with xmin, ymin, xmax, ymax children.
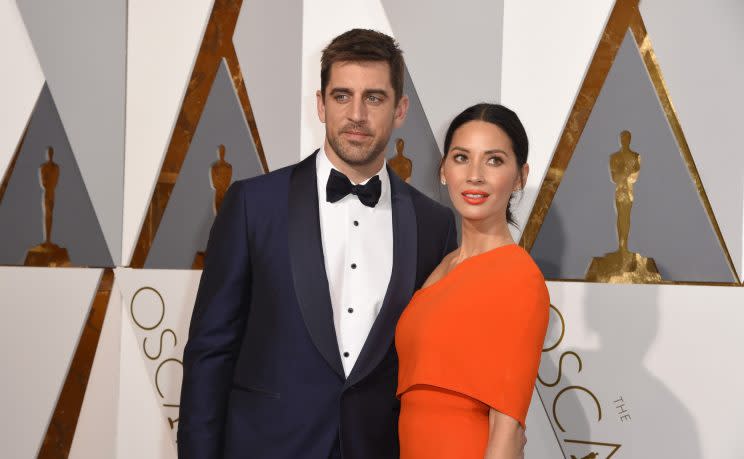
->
<box><xmin>396</xmin><ymin>245</ymin><xmax>550</xmax><ymax>427</ymax></box>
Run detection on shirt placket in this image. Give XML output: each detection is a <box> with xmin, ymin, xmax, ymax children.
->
<box><xmin>341</xmin><ymin>201</ymin><xmax>363</xmax><ymax>370</ymax></box>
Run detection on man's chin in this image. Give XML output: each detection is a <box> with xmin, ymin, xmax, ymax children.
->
<box><xmin>335</xmin><ymin>146</ymin><xmax>379</xmax><ymax>167</ymax></box>
<box><xmin>338</xmin><ymin>152</ymin><xmax>378</xmax><ymax>167</ymax></box>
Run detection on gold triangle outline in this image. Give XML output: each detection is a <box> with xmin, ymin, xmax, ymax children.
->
<box><xmin>518</xmin><ymin>0</ymin><xmax>741</xmax><ymax>286</ymax></box>
<box><xmin>129</xmin><ymin>0</ymin><xmax>269</xmax><ymax>268</ymax></box>
<box><xmin>38</xmin><ymin>268</ymin><xmax>114</xmax><ymax>458</ymax></box>
<box><xmin>0</xmin><ymin>112</ymin><xmax>31</xmax><ymax>206</ymax></box>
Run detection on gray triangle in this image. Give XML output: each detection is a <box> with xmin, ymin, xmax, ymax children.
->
<box><xmin>381</xmin><ymin>0</ymin><xmax>503</xmax><ymax>147</ymax></box>
<box><xmin>16</xmin><ymin>0</ymin><xmax>126</xmax><ymax>264</ymax></box>
<box><xmin>234</xmin><ymin>0</ymin><xmax>302</xmax><ymax>170</ymax></box>
<box><xmin>386</xmin><ymin>65</ymin><xmax>453</xmax><ymax>207</ymax></box>
<box><xmin>531</xmin><ymin>32</ymin><xmax>733</xmax><ymax>282</ymax></box>
<box><xmin>0</xmin><ymin>84</ymin><xmax>113</xmax><ymax>266</ymax></box>
<box><xmin>145</xmin><ymin>60</ymin><xmax>264</xmax><ymax>269</ymax></box>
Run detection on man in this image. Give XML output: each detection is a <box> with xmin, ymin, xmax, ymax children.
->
<box><xmin>178</xmin><ymin>29</ymin><xmax>457</xmax><ymax>458</ymax></box>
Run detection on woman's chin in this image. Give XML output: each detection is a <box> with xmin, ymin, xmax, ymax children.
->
<box><xmin>455</xmin><ymin>209</ymin><xmax>496</xmax><ymax>223</ymax></box>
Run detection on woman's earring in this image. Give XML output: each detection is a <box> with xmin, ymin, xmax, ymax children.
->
<box><xmin>440</xmin><ymin>178</ymin><xmax>447</xmax><ymax>186</ymax></box>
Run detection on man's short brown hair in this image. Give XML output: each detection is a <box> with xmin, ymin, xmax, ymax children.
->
<box><xmin>320</xmin><ymin>29</ymin><xmax>405</xmax><ymax>103</ymax></box>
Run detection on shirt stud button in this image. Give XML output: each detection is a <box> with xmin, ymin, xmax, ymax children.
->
<box><xmin>353</xmin><ymin>220</ymin><xmax>359</xmax><ymax>226</ymax></box>
<box><xmin>351</xmin><ymin>263</ymin><xmax>357</xmax><ymax>269</ymax></box>
<box><xmin>343</xmin><ymin>352</ymin><xmax>350</xmax><ymax>358</ymax></box>
<box><xmin>348</xmin><ymin>308</ymin><xmax>354</xmax><ymax>313</ymax></box>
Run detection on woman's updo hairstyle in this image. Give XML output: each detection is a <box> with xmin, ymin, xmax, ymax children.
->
<box><xmin>441</xmin><ymin>103</ymin><xmax>529</xmax><ymax>227</ymax></box>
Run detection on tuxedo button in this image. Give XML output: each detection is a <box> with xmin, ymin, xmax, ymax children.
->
<box><xmin>351</xmin><ymin>263</ymin><xmax>357</xmax><ymax>269</ymax></box>
<box><xmin>343</xmin><ymin>352</ymin><xmax>350</xmax><ymax>358</ymax></box>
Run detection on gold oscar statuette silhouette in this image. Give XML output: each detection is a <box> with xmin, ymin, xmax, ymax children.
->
<box><xmin>585</xmin><ymin>131</ymin><xmax>661</xmax><ymax>283</ymax></box>
<box><xmin>389</xmin><ymin>138</ymin><xmax>413</xmax><ymax>183</ymax></box>
<box><xmin>193</xmin><ymin>145</ymin><xmax>233</xmax><ymax>269</ymax></box>
<box><xmin>25</xmin><ymin>147</ymin><xmax>71</xmax><ymax>267</ymax></box>
<box><xmin>571</xmin><ymin>453</ymin><xmax>599</xmax><ymax>459</ymax></box>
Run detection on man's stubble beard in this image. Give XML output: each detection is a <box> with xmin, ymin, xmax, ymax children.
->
<box><xmin>327</xmin><ymin>130</ymin><xmax>390</xmax><ymax>167</ymax></box>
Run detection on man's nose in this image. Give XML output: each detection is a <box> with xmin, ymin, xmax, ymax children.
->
<box><xmin>348</xmin><ymin>96</ymin><xmax>368</xmax><ymax>123</ymax></box>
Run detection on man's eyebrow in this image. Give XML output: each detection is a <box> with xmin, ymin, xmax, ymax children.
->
<box><xmin>364</xmin><ymin>89</ymin><xmax>389</xmax><ymax>96</ymax></box>
<box><xmin>329</xmin><ymin>87</ymin><xmax>351</xmax><ymax>94</ymax></box>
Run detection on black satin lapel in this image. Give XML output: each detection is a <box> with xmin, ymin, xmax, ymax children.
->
<box><xmin>288</xmin><ymin>152</ymin><xmax>345</xmax><ymax>379</ymax></box>
<box><xmin>346</xmin><ymin>169</ymin><xmax>417</xmax><ymax>386</ymax></box>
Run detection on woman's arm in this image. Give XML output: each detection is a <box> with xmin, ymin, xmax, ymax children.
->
<box><xmin>484</xmin><ymin>408</ymin><xmax>527</xmax><ymax>459</ymax></box>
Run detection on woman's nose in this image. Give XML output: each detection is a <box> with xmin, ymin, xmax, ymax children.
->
<box><xmin>466</xmin><ymin>163</ymin><xmax>485</xmax><ymax>183</ymax></box>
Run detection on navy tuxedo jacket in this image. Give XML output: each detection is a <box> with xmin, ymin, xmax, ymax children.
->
<box><xmin>178</xmin><ymin>152</ymin><xmax>457</xmax><ymax>458</ymax></box>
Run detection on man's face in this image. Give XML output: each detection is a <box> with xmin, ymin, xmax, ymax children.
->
<box><xmin>317</xmin><ymin>61</ymin><xmax>408</xmax><ymax>167</ymax></box>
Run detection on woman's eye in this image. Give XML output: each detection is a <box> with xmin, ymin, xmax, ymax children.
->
<box><xmin>487</xmin><ymin>156</ymin><xmax>503</xmax><ymax>165</ymax></box>
<box><xmin>453</xmin><ymin>154</ymin><xmax>467</xmax><ymax>163</ymax></box>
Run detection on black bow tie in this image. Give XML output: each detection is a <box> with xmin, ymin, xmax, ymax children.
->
<box><xmin>326</xmin><ymin>168</ymin><xmax>382</xmax><ymax>208</ymax></box>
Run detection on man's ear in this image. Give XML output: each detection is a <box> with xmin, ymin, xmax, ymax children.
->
<box><xmin>393</xmin><ymin>95</ymin><xmax>410</xmax><ymax>129</ymax></box>
<box><xmin>316</xmin><ymin>89</ymin><xmax>326</xmax><ymax>123</ymax></box>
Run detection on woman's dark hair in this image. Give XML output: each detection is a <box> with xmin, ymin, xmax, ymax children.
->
<box><xmin>442</xmin><ymin>103</ymin><xmax>529</xmax><ymax>227</ymax></box>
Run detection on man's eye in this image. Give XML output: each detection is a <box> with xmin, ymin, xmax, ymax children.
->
<box><xmin>335</xmin><ymin>94</ymin><xmax>350</xmax><ymax>102</ymax></box>
<box><xmin>367</xmin><ymin>95</ymin><xmax>382</xmax><ymax>103</ymax></box>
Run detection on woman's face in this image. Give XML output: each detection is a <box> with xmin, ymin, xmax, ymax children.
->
<box><xmin>441</xmin><ymin>120</ymin><xmax>528</xmax><ymax>225</ymax></box>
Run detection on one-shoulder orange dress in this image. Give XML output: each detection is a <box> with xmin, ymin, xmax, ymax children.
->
<box><xmin>395</xmin><ymin>244</ymin><xmax>549</xmax><ymax>459</ymax></box>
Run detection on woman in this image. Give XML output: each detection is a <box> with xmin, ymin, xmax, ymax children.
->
<box><xmin>396</xmin><ymin>103</ymin><xmax>549</xmax><ymax>459</ymax></box>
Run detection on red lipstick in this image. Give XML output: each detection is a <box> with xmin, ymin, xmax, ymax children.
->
<box><xmin>461</xmin><ymin>189</ymin><xmax>490</xmax><ymax>205</ymax></box>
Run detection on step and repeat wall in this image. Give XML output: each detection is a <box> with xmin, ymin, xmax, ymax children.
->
<box><xmin>2</xmin><ymin>0</ymin><xmax>743</xmax><ymax>457</ymax></box>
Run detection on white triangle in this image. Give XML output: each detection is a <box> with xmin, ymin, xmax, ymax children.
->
<box><xmin>525</xmin><ymin>388</ymin><xmax>566</xmax><ymax>458</ymax></box>
<box><xmin>0</xmin><ymin>0</ymin><xmax>44</xmax><ymax>180</ymax></box>
<box><xmin>0</xmin><ymin>267</ymin><xmax>102</xmax><ymax>458</ymax></box>
<box><xmin>115</xmin><ymin>268</ymin><xmax>202</xmax><ymax>444</ymax></box>
<box><xmin>500</xmin><ymin>0</ymin><xmax>615</xmax><ymax>239</ymax></box>
<box><xmin>117</xmin><ymin>295</ymin><xmax>177</xmax><ymax>459</ymax></box>
<box><xmin>122</xmin><ymin>0</ymin><xmax>215</xmax><ymax>265</ymax></box>
<box><xmin>15</xmin><ymin>0</ymin><xmax>126</xmax><ymax>264</ymax></box>
<box><xmin>69</xmin><ymin>276</ymin><xmax>122</xmax><ymax>459</ymax></box>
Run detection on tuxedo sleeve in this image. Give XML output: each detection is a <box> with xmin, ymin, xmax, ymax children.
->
<box><xmin>178</xmin><ymin>181</ymin><xmax>252</xmax><ymax>458</ymax></box>
<box><xmin>443</xmin><ymin>210</ymin><xmax>458</xmax><ymax>256</ymax></box>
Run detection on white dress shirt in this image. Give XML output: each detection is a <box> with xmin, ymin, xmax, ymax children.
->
<box><xmin>316</xmin><ymin>148</ymin><xmax>394</xmax><ymax>376</ymax></box>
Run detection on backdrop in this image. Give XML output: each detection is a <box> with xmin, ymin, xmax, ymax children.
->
<box><xmin>1</xmin><ymin>0</ymin><xmax>743</xmax><ymax>457</ymax></box>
